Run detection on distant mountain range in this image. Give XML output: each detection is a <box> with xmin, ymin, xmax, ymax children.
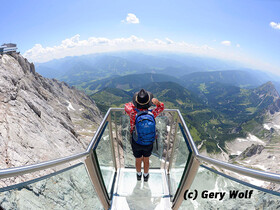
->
<box><xmin>182</xmin><ymin>70</ymin><xmax>263</xmax><ymax>89</ymax></box>
<box><xmin>35</xmin><ymin>51</ymin><xmax>280</xmax><ymax>93</ymax></box>
<box><xmin>36</xmin><ymin>54</ymin><xmax>148</xmax><ymax>85</ymax></box>
<box><xmin>36</xmin><ymin>52</ymin><xmax>250</xmax><ymax>85</ymax></box>
<box><xmin>77</xmin><ymin>70</ymin><xmax>279</xmax><ymax>95</ymax></box>
<box><xmin>82</xmin><ymin>73</ymin><xmax>184</xmax><ymax>94</ymax></box>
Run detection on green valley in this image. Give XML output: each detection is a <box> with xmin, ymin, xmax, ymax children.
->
<box><xmin>89</xmin><ymin>76</ymin><xmax>280</xmax><ymax>154</ymax></box>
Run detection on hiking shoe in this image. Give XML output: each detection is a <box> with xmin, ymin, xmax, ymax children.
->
<box><xmin>137</xmin><ymin>172</ymin><xmax>142</xmax><ymax>181</ymax></box>
<box><xmin>144</xmin><ymin>174</ymin><xmax>149</xmax><ymax>182</ymax></box>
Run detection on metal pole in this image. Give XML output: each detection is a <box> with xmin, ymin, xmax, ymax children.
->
<box><xmin>108</xmin><ymin>111</ymin><xmax>117</xmax><ymax>171</ymax></box>
<box><xmin>168</xmin><ymin>112</ymin><xmax>180</xmax><ymax>174</ymax></box>
<box><xmin>197</xmin><ymin>154</ymin><xmax>280</xmax><ymax>184</ymax></box>
<box><xmin>87</xmin><ymin>108</ymin><xmax>112</xmax><ymax>152</ymax></box>
<box><xmin>114</xmin><ymin>111</ymin><xmax>121</xmax><ymax>169</ymax></box>
<box><xmin>0</xmin><ymin>151</ymin><xmax>88</xmax><ymax>179</ymax></box>
<box><xmin>177</xmin><ymin>111</ymin><xmax>199</xmax><ymax>156</ymax></box>
<box><xmin>84</xmin><ymin>152</ymin><xmax>110</xmax><ymax>210</ymax></box>
<box><xmin>164</xmin><ymin>112</ymin><xmax>174</xmax><ymax>170</ymax></box>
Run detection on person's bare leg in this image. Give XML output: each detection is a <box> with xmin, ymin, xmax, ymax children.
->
<box><xmin>143</xmin><ymin>157</ymin><xmax>149</xmax><ymax>174</ymax></box>
<box><xmin>136</xmin><ymin>157</ymin><xmax>142</xmax><ymax>173</ymax></box>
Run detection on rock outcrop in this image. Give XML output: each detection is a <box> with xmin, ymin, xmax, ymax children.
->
<box><xmin>239</xmin><ymin>144</ymin><xmax>265</xmax><ymax>158</ymax></box>
<box><xmin>0</xmin><ymin>53</ymin><xmax>102</xmax><ymax>187</ymax></box>
<box><xmin>255</xmin><ymin>81</ymin><xmax>280</xmax><ymax>114</ymax></box>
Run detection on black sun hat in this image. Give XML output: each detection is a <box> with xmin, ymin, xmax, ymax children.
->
<box><xmin>133</xmin><ymin>89</ymin><xmax>153</xmax><ymax>109</ymax></box>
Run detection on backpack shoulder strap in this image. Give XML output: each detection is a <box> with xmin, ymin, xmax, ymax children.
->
<box><xmin>135</xmin><ymin>109</ymin><xmax>149</xmax><ymax>118</ymax></box>
<box><xmin>147</xmin><ymin>110</ymin><xmax>154</xmax><ymax>118</ymax></box>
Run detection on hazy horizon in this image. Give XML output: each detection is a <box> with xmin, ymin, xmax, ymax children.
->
<box><xmin>1</xmin><ymin>0</ymin><xmax>280</xmax><ymax>75</ymax></box>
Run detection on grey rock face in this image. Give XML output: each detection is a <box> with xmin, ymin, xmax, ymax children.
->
<box><xmin>229</xmin><ymin>144</ymin><xmax>265</xmax><ymax>164</ymax></box>
<box><xmin>240</xmin><ymin>144</ymin><xmax>265</xmax><ymax>158</ymax></box>
<box><xmin>0</xmin><ymin>53</ymin><xmax>102</xmax><ymax>187</ymax></box>
<box><xmin>255</xmin><ymin>81</ymin><xmax>280</xmax><ymax>114</ymax></box>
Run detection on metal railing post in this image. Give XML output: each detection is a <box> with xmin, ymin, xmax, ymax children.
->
<box><xmin>177</xmin><ymin>111</ymin><xmax>199</xmax><ymax>156</ymax></box>
<box><xmin>119</xmin><ymin>111</ymin><xmax>125</xmax><ymax>167</ymax></box>
<box><xmin>114</xmin><ymin>111</ymin><xmax>121</xmax><ymax>169</ymax></box>
<box><xmin>84</xmin><ymin>152</ymin><xmax>110</xmax><ymax>210</ymax></box>
<box><xmin>172</xmin><ymin>155</ymin><xmax>200</xmax><ymax>210</ymax></box>
<box><xmin>108</xmin><ymin>111</ymin><xmax>117</xmax><ymax>171</ymax></box>
<box><xmin>164</xmin><ymin>112</ymin><xmax>175</xmax><ymax>170</ymax></box>
<box><xmin>168</xmin><ymin>112</ymin><xmax>180</xmax><ymax>174</ymax></box>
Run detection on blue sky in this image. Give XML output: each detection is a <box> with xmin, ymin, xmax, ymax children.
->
<box><xmin>1</xmin><ymin>0</ymin><xmax>280</xmax><ymax>73</ymax></box>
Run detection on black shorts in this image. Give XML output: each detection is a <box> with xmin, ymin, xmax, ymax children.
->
<box><xmin>131</xmin><ymin>136</ymin><xmax>153</xmax><ymax>158</ymax></box>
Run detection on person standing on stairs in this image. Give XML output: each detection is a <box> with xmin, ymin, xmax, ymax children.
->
<box><xmin>125</xmin><ymin>89</ymin><xmax>164</xmax><ymax>181</ymax></box>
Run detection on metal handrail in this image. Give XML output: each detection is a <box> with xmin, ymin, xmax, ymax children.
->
<box><xmin>86</xmin><ymin>107</ymin><xmax>112</xmax><ymax>152</ymax></box>
<box><xmin>197</xmin><ymin>154</ymin><xmax>280</xmax><ymax>183</ymax></box>
<box><xmin>0</xmin><ymin>108</ymin><xmax>280</xmax><ymax>183</ymax></box>
<box><xmin>0</xmin><ymin>151</ymin><xmax>88</xmax><ymax>179</ymax></box>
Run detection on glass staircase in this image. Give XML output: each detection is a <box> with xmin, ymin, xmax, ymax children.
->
<box><xmin>0</xmin><ymin>108</ymin><xmax>279</xmax><ymax>210</ymax></box>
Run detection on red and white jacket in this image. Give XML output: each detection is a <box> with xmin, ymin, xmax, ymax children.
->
<box><xmin>124</xmin><ymin>102</ymin><xmax>165</xmax><ymax>134</ymax></box>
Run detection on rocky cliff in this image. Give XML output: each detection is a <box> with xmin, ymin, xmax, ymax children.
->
<box><xmin>0</xmin><ymin>53</ymin><xmax>102</xmax><ymax>187</ymax></box>
<box><xmin>255</xmin><ymin>81</ymin><xmax>280</xmax><ymax>114</ymax></box>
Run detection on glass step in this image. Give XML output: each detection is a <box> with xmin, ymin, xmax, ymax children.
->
<box><xmin>111</xmin><ymin>168</ymin><xmax>172</xmax><ymax>210</ymax></box>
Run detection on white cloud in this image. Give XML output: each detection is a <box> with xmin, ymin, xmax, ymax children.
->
<box><xmin>122</xmin><ymin>13</ymin><xmax>140</xmax><ymax>24</ymax></box>
<box><xmin>23</xmin><ymin>34</ymin><xmax>279</xmax><ymax>74</ymax></box>
<box><xmin>165</xmin><ymin>38</ymin><xmax>174</xmax><ymax>44</ymax></box>
<box><xmin>24</xmin><ymin>34</ymin><xmax>216</xmax><ymax>63</ymax></box>
<box><xmin>236</xmin><ymin>44</ymin><xmax>240</xmax><ymax>48</ymax></box>
<box><xmin>221</xmin><ymin>40</ymin><xmax>231</xmax><ymax>46</ymax></box>
<box><xmin>153</xmin><ymin>39</ymin><xmax>165</xmax><ymax>45</ymax></box>
<box><xmin>270</xmin><ymin>22</ymin><xmax>280</xmax><ymax>30</ymax></box>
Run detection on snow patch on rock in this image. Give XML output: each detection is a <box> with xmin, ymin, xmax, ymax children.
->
<box><xmin>263</xmin><ymin>124</ymin><xmax>271</xmax><ymax>130</ymax></box>
<box><xmin>66</xmin><ymin>100</ymin><xmax>75</xmax><ymax>111</ymax></box>
<box><xmin>236</xmin><ymin>133</ymin><xmax>265</xmax><ymax>145</ymax></box>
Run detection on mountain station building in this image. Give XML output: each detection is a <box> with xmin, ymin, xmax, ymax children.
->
<box><xmin>0</xmin><ymin>43</ymin><xmax>17</xmax><ymax>54</ymax></box>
